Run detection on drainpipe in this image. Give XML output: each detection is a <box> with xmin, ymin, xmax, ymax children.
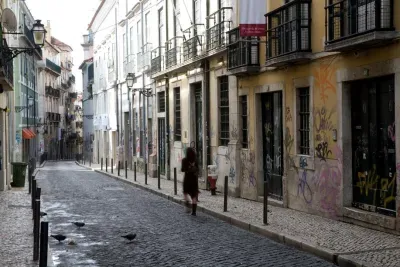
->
<box><xmin>165</xmin><ymin>0</ymin><xmax>170</xmax><ymax>180</ymax></box>
<box><xmin>140</xmin><ymin>0</ymin><xmax>148</xmax><ymax>180</ymax></box>
<box><xmin>115</xmin><ymin>4</ymin><xmax>120</xmax><ymax>147</ymax></box>
<box><xmin>125</xmin><ymin>0</ymin><xmax>132</xmax><ymax>169</ymax></box>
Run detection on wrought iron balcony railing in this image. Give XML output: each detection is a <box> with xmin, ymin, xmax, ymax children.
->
<box><xmin>227</xmin><ymin>28</ymin><xmax>259</xmax><ymax>72</ymax></box>
<box><xmin>47</xmin><ymin>112</ymin><xmax>61</xmax><ymax>122</ymax></box>
<box><xmin>206</xmin><ymin>7</ymin><xmax>233</xmax><ymax>51</ymax></box>
<box><xmin>137</xmin><ymin>43</ymin><xmax>152</xmax><ymax>72</ymax></box>
<box><xmin>0</xmin><ymin>39</ymin><xmax>14</xmax><ymax>90</ymax></box>
<box><xmin>45</xmin><ymin>86</ymin><xmax>60</xmax><ymax>98</ymax></box>
<box><xmin>325</xmin><ymin>0</ymin><xmax>394</xmax><ymax>45</ymax></box>
<box><xmin>183</xmin><ymin>24</ymin><xmax>205</xmax><ymax>61</ymax></box>
<box><xmin>166</xmin><ymin>36</ymin><xmax>183</xmax><ymax>69</ymax></box>
<box><xmin>46</xmin><ymin>59</ymin><xmax>62</xmax><ymax>75</ymax></box>
<box><xmin>151</xmin><ymin>46</ymin><xmax>165</xmax><ymax>74</ymax></box>
<box><xmin>265</xmin><ymin>0</ymin><xmax>311</xmax><ymax>60</ymax></box>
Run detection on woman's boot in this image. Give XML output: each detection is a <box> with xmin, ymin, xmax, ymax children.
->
<box><xmin>185</xmin><ymin>201</ymin><xmax>191</xmax><ymax>213</ymax></box>
<box><xmin>191</xmin><ymin>204</ymin><xmax>197</xmax><ymax>216</ymax></box>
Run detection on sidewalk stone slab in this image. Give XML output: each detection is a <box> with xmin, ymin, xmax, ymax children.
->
<box><xmin>78</xmin><ymin>162</ymin><xmax>400</xmax><ymax>267</ymax></box>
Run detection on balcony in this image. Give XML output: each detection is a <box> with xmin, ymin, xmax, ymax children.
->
<box><xmin>23</xmin><ymin>24</ymin><xmax>42</xmax><ymax>58</ymax></box>
<box><xmin>88</xmin><ymin>64</ymin><xmax>94</xmax><ymax>82</ymax></box>
<box><xmin>0</xmin><ymin>39</ymin><xmax>14</xmax><ymax>91</ymax></box>
<box><xmin>265</xmin><ymin>0</ymin><xmax>312</xmax><ymax>67</ymax></box>
<box><xmin>46</xmin><ymin>112</ymin><xmax>61</xmax><ymax>122</ymax></box>
<box><xmin>137</xmin><ymin>43</ymin><xmax>152</xmax><ymax>73</ymax></box>
<box><xmin>45</xmin><ymin>86</ymin><xmax>60</xmax><ymax>98</ymax></box>
<box><xmin>46</xmin><ymin>59</ymin><xmax>62</xmax><ymax>76</ymax></box>
<box><xmin>69</xmin><ymin>92</ymin><xmax>77</xmax><ymax>99</ymax></box>
<box><xmin>227</xmin><ymin>28</ymin><xmax>260</xmax><ymax>76</ymax></box>
<box><xmin>82</xmin><ymin>34</ymin><xmax>93</xmax><ymax>46</ymax></box>
<box><xmin>206</xmin><ymin>7</ymin><xmax>233</xmax><ymax>51</ymax></box>
<box><xmin>124</xmin><ymin>54</ymin><xmax>136</xmax><ymax>74</ymax></box>
<box><xmin>183</xmin><ymin>24</ymin><xmax>205</xmax><ymax>61</ymax></box>
<box><xmin>70</xmin><ymin>75</ymin><xmax>75</xmax><ymax>84</ymax></box>
<box><xmin>166</xmin><ymin>37</ymin><xmax>183</xmax><ymax>69</ymax></box>
<box><xmin>325</xmin><ymin>0</ymin><xmax>396</xmax><ymax>52</ymax></box>
<box><xmin>151</xmin><ymin>47</ymin><xmax>165</xmax><ymax>74</ymax></box>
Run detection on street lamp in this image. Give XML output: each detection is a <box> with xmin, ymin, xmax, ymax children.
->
<box><xmin>15</xmin><ymin>96</ymin><xmax>34</xmax><ymax>113</ymax></box>
<box><xmin>5</xmin><ymin>20</ymin><xmax>46</xmax><ymax>62</ymax></box>
<box><xmin>126</xmin><ymin>73</ymin><xmax>153</xmax><ymax>182</ymax></box>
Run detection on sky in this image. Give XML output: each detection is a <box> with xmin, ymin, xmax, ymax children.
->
<box><xmin>25</xmin><ymin>0</ymin><xmax>100</xmax><ymax>92</ymax></box>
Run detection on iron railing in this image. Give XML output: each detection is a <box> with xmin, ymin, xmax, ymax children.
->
<box><xmin>227</xmin><ymin>27</ymin><xmax>260</xmax><ymax>70</ymax></box>
<box><xmin>45</xmin><ymin>86</ymin><xmax>60</xmax><ymax>98</ymax></box>
<box><xmin>265</xmin><ymin>0</ymin><xmax>312</xmax><ymax>59</ymax></box>
<box><xmin>206</xmin><ymin>7</ymin><xmax>233</xmax><ymax>51</ymax></box>
<box><xmin>325</xmin><ymin>0</ymin><xmax>394</xmax><ymax>44</ymax></box>
<box><xmin>46</xmin><ymin>59</ymin><xmax>61</xmax><ymax>75</ymax></box>
<box><xmin>151</xmin><ymin>46</ymin><xmax>164</xmax><ymax>74</ymax></box>
<box><xmin>1</xmin><ymin>39</ymin><xmax>13</xmax><ymax>85</ymax></box>
<box><xmin>166</xmin><ymin>37</ymin><xmax>183</xmax><ymax>69</ymax></box>
<box><xmin>183</xmin><ymin>24</ymin><xmax>205</xmax><ymax>61</ymax></box>
<box><xmin>137</xmin><ymin>43</ymin><xmax>152</xmax><ymax>72</ymax></box>
<box><xmin>46</xmin><ymin>112</ymin><xmax>61</xmax><ymax>122</ymax></box>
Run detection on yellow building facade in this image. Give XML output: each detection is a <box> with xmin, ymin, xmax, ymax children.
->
<box><xmin>150</xmin><ymin>0</ymin><xmax>400</xmax><ymax>233</ymax></box>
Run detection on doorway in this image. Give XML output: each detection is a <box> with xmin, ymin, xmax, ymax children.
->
<box><xmin>158</xmin><ymin>118</ymin><xmax>166</xmax><ymax>175</ymax></box>
<box><xmin>261</xmin><ymin>91</ymin><xmax>283</xmax><ymax>200</ymax></box>
<box><xmin>351</xmin><ymin>75</ymin><xmax>396</xmax><ymax>217</ymax></box>
<box><xmin>192</xmin><ymin>82</ymin><xmax>203</xmax><ymax>177</ymax></box>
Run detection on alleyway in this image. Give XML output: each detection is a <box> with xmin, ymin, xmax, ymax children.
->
<box><xmin>37</xmin><ymin>161</ymin><xmax>333</xmax><ymax>266</ymax></box>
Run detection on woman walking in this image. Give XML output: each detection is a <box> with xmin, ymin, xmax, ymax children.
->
<box><xmin>181</xmin><ymin>147</ymin><xmax>199</xmax><ymax>216</ymax></box>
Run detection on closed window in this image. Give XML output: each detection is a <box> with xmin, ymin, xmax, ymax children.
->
<box><xmin>158</xmin><ymin>91</ymin><xmax>165</xmax><ymax>112</ymax></box>
<box><xmin>297</xmin><ymin>87</ymin><xmax>310</xmax><ymax>155</ymax></box>
<box><xmin>241</xmin><ymin>95</ymin><xmax>248</xmax><ymax>148</ymax></box>
<box><xmin>174</xmin><ymin>87</ymin><xmax>181</xmax><ymax>141</ymax></box>
<box><xmin>219</xmin><ymin>76</ymin><xmax>229</xmax><ymax>146</ymax></box>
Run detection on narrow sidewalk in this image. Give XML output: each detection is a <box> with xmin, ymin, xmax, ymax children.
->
<box><xmin>0</xmin><ymin>176</ymin><xmax>36</xmax><ymax>266</ymax></box>
<box><xmin>77</xmin><ymin>161</ymin><xmax>400</xmax><ymax>267</ymax></box>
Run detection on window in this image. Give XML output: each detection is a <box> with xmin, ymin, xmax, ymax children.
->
<box><xmin>298</xmin><ymin>87</ymin><xmax>310</xmax><ymax>155</ymax></box>
<box><xmin>241</xmin><ymin>96</ymin><xmax>248</xmax><ymax>148</ymax></box>
<box><xmin>158</xmin><ymin>91</ymin><xmax>165</xmax><ymax>112</ymax></box>
<box><xmin>137</xmin><ymin>20</ymin><xmax>141</xmax><ymax>51</ymax></box>
<box><xmin>173</xmin><ymin>0</ymin><xmax>180</xmax><ymax>37</ymax></box>
<box><xmin>129</xmin><ymin>26</ymin><xmax>134</xmax><ymax>55</ymax></box>
<box><xmin>174</xmin><ymin>87</ymin><xmax>181</xmax><ymax>141</ymax></box>
<box><xmin>193</xmin><ymin>0</ymin><xmax>201</xmax><ymax>24</ymax></box>
<box><xmin>123</xmin><ymin>33</ymin><xmax>127</xmax><ymax>61</ymax></box>
<box><xmin>219</xmin><ymin>76</ymin><xmax>229</xmax><ymax>146</ymax></box>
<box><xmin>145</xmin><ymin>12</ymin><xmax>150</xmax><ymax>45</ymax></box>
<box><xmin>158</xmin><ymin>8</ymin><xmax>164</xmax><ymax>47</ymax></box>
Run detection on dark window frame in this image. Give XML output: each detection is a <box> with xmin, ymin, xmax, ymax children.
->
<box><xmin>219</xmin><ymin>76</ymin><xmax>229</xmax><ymax>146</ymax></box>
<box><xmin>158</xmin><ymin>91</ymin><xmax>165</xmax><ymax>112</ymax></box>
<box><xmin>298</xmin><ymin>87</ymin><xmax>310</xmax><ymax>155</ymax></box>
<box><xmin>174</xmin><ymin>87</ymin><xmax>181</xmax><ymax>141</ymax></box>
<box><xmin>241</xmin><ymin>95</ymin><xmax>248</xmax><ymax>148</ymax></box>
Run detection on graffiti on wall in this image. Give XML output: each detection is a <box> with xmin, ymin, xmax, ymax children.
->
<box><xmin>313</xmin><ymin>58</ymin><xmax>337</xmax><ymax>104</ymax></box>
<box><xmin>240</xmin><ymin>149</ymin><xmax>256</xmax><ymax>187</ymax></box>
<box><xmin>285</xmin><ymin>106</ymin><xmax>292</xmax><ymax>122</ymax></box>
<box><xmin>230</xmin><ymin>121</ymin><xmax>239</xmax><ymax>140</ymax></box>
<box><xmin>297</xmin><ymin>156</ymin><xmax>312</xmax><ymax>204</ymax></box>
<box><xmin>314</xmin><ymin>107</ymin><xmax>335</xmax><ymax>143</ymax></box>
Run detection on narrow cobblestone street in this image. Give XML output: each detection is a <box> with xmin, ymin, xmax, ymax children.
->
<box><xmin>37</xmin><ymin>161</ymin><xmax>334</xmax><ymax>266</ymax></box>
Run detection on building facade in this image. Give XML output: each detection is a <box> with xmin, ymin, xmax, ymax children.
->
<box><xmin>79</xmin><ymin>34</ymin><xmax>94</xmax><ymax>161</ymax></box>
<box><xmin>88</xmin><ymin>0</ymin><xmax>400</xmax><ymax>233</ymax></box>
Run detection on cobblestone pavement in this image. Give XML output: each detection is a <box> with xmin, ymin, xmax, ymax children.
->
<box><xmin>38</xmin><ymin>161</ymin><xmax>334</xmax><ymax>266</ymax></box>
<box><xmin>0</xmin><ymin>177</ymin><xmax>36</xmax><ymax>267</ymax></box>
<box><xmin>80</xmin><ymin>161</ymin><xmax>400</xmax><ymax>267</ymax></box>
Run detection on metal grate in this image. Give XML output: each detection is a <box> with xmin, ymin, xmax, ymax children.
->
<box><xmin>151</xmin><ymin>47</ymin><xmax>164</xmax><ymax>74</ymax></box>
<box><xmin>227</xmin><ymin>28</ymin><xmax>259</xmax><ymax>70</ymax></box>
<box><xmin>206</xmin><ymin>7</ymin><xmax>232</xmax><ymax>51</ymax></box>
<box><xmin>174</xmin><ymin>87</ymin><xmax>181</xmax><ymax>141</ymax></box>
<box><xmin>265</xmin><ymin>0</ymin><xmax>311</xmax><ymax>59</ymax></box>
<box><xmin>241</xmin><ymin>96</ymin><xmax>248</xmax><ymax>148</ymax></box>
<box><xmin>326</xmin><ymin>0</ymin><xmax>394</xmax><ymax>43</ymax></box>
<box><xmin>158</xmin><ymin>91</ymin><xmax>165</xmax><ymax>112</ymax></box>
<box><xmin>219</xmin><ymin>76</ymin><xmax>229</xmax><ymax>146</ymax></box>
<box><xmin>298</xmin><ymin>87</ymin><xmax>310</xmax><ymax>155</ymax></box>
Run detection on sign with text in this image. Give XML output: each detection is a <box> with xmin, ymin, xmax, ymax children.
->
<box><xmin>239</xmin><ymin>0</ymin><xmax>266</xmax><ymax>36</ymax></box>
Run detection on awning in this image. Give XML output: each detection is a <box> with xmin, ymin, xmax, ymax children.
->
<box><xmin>22</xmin><ymin>128</ymin><xmax>36</xmax><ymax>139</ymax></box>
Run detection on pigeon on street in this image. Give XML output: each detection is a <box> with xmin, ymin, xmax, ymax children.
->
<box><xmin>72</xmin><ymin>222</ymin><xmax>85</xmax><ymax>228</ymax></box>
<box><xmin>121</xmin><ymin>233</ymin><xmax>136</xmax><ymax>242</ymax></box>
<box><xmin>40</xmin><ymin>211</ymin><xmax>47</xmax><ymax>217</ymax></box>
<box><xmin>51</xmin><ymin>234</ymin><xmax>67</xmax><ymax>242</ymax></box>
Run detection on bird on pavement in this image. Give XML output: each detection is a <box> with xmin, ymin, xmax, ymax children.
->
<box><xmin>40</xmin><ymin>211</ymin><xmax>47</xmax><ymax>217</ymax></box>
<box><xmin>51</xmin><ymin>234</ymin><xmax>67</xmax><ymax>243</ymax></box>
<box><xmin>121</xmin><ymin>233</ymin><xmax>136</xmax><ymax>242</ymax></box>
<box><xmin>72</xmin><ymin>222</ymin><xmax>85</xmax><ymax>228</ymax></box>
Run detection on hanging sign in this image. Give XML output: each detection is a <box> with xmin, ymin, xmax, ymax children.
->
<box><xmin>239</xmin><ymin>0</ymin><xmax>267</xmax><ymax>36</ymax></box>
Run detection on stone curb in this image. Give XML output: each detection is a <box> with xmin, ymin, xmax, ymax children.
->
<box><xmin>75</xmin><ymin>162</ymin><xmax>368</xmax><ymax>267</ymax></box>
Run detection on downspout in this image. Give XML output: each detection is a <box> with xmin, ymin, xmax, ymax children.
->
<box><xmin>126</xmin><ymin>0</ymin><xmax>132</xmax><ymax>168</ymax></box>
<box><xmin>140</xmin><ymin>0</ymin><xmax>148</xmax><ymax>179</ymax></box>
<box><xmin>115</xmin><ymin>4</ymin><xmax>120</xmax><ymax>147</ymax></box>
<box><xmin>165</xmin><ymin>0</ymin><xmax>170</xmax><ymax>180</ymax></box>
